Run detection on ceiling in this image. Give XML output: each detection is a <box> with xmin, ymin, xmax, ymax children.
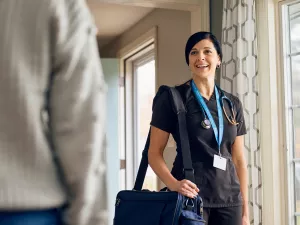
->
<box><xmin>87</xmin><ymin>0</ymin><xmax>154</xmax><ymax>48</ymax></box>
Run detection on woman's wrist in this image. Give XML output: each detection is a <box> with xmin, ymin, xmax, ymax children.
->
<box><xmin>242</xmin><ymin>202</ymin><xmax>249</xmax><ymax>216</ymax></box>
<box><xmin>166</xmin><ymin>177</ymin><xmax>179</xmax><ymax>191</ymax></box>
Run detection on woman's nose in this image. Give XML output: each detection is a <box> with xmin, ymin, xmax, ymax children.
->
<box><xmin>199</xmin><ymin>52</ymin><xmax>205</xmax><ymax>60</ymax></box>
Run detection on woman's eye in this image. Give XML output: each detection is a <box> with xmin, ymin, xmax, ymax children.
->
<box><xmin>205</xmin><ymin>50</ymin><xmax>212</xmax><ymax>54</ymax></box>
<box><xmin>191</xmin><ymin>51</ymin><xmax>198</xmax><ymax>55</ymax></box>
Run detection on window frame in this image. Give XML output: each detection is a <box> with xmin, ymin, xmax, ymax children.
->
<box><xmin>257</xmin><ymin>0</ymin><xmax>289</xmax><ymax>224</ymax></box>
<box><xmin>132</xmin><ymin>52</ymin><xmax>155</xmax><ymax>174</ymax></box>
<box><xmin>278</xmin><ymin>0</ymin><xmax>300</xmax><ymax>224</ymax></box>
<box><xmin>118</xmin><ymin>27</ymin><xmax>158</xmax><ymax>190</ymax></box>
<box><xmin>277</xmin><ymin>0</ymin><xmax>300</xmax><ymax>225</ymax></box>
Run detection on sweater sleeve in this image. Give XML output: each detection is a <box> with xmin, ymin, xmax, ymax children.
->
<box><xmin>49</xmin><ymin>1</ymin><xmax>107</xmax><ymax>224</ymax></box>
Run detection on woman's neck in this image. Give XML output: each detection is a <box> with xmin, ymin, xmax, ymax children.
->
<box><xmin>192</xmin><ymin>76</ymin><xmax>215</xmax><ymax>100</ymax></box>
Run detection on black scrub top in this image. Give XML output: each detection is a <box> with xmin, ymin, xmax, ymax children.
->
<box><xmin>150</xmin><ymin>80</ymin><xmax>247</xmax><ymax>208</ymax></box>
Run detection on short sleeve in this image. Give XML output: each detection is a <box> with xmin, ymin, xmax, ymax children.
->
<box><xmin>150</xmin><ymin>89</ymin><xmax>177</xmax><ymax>134</ymax></box>
<box><xmin>234</xmin><ymin>97</ymin><xmax>247</xmax><ymax>136</ymax></box>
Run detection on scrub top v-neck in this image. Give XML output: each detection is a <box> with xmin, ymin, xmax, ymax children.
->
<box><xmin>150</xmin><ymin>80</ymin><xmax>247</xmax><ymax>208</ymax></box>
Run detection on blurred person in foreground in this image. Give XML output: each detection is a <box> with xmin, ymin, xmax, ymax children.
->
<box><xmin>0</xmin><ymin>0</ymin><xmax>107</xmax><ymax>224</ymax></box>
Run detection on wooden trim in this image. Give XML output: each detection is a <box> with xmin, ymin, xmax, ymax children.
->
<box><xmin>96</xmin><ymin>0</ymin><xmax>202</xmax><ymax>11</ymax></box>
<box><xmin>120</xmin><ymin>159</ymin><xmax>126</xmax><ymax>169</ymax></box>
<box><xmin>191</xmin><ymin>0</ymin><xmax>210</xmax><ymax>33</ymax></box>
<box><xmin>117</xmin><ymin>27</ymin><xmax>157</xmax><ymax>59</ymax></box>
<box><xmin>257</xmin><ymin>0</ymin><xmax>288</xmax><ymax>224</ymax></box>
<box><xmin>118</xmin><ymin>27</ymin><xmax>157</xmax><ymax>189</ymax></box>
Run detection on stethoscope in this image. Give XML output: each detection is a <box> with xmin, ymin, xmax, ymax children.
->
<box><xmin>197</xmin><ymin>86</ymin><xmax>239</xmax><ymax>129</ymax></box>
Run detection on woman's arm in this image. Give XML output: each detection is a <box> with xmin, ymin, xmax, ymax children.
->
<box><xmin>148</xmin><ymin>126</ymin><xmax>199</xmax><ymax>198</ymax></box>
<box><xmin>232</xmin><ymin>135</ymin><xmax>249</xmax><ymax>219</ymax></box>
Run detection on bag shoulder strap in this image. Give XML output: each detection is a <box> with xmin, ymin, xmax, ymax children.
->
<box><xmin>133</xmin><ymin>86</ymin><xmax>195</xmax><ymax>190</ymax></box>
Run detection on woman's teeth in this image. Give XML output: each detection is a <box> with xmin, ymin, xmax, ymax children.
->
<box><xmin>196</xmin><ymin>65</ymin><xmax>208</xmax><ymax>68</ymax></box>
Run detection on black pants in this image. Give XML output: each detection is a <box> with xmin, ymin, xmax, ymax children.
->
<box><xmin>203</xmin><ymin>206</ymin><xmax>242</xmax><ymax>225</ymax></box>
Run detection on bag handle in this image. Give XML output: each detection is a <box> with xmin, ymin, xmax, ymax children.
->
<box><xmin>134</xmin><ymin>86</ymin><xmax>195</xmax><ymax>190</ymax></box>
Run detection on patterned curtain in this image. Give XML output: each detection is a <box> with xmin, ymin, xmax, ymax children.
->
<box><xmin>220</xmin><ymin>0</ymin><xmax>262</xmax><ymax>225</ymax></box>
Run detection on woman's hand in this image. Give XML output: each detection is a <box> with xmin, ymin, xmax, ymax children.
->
<box><xmin>169</xmin><ymin>179</ymin><xmax>199</xmax><ymax>198</ymax></box>
<box><xmin>242</xmin><ymin>214</ymin><xmax>250</xmax><ymax>225</ymax></box>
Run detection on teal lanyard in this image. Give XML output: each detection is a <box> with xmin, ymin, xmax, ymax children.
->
<box><xmin>191</xmin><ymin>80</ymin><xmax>224</xmax><ymax>155</ymax></box>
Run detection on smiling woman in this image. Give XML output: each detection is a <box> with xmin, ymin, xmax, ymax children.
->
<box><xmin>148</xmin><ymin>31</ymin><xmax>249</xmax><ymax>225</ymax></box>
<box><xmin>184</xmin><ymin>32</ymin><xmax>222</xmax><ymax>99</ymax></box>
<box><xmin>188</xmin><ymin>40</ymin><xmax>220</xmax><ymax>81</ymax></box>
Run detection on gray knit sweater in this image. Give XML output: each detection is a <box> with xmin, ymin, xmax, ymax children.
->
<box><xmin>0</xmin><ymin>0</ymin><xmax>107</xmax><ymax>224</ymax></box>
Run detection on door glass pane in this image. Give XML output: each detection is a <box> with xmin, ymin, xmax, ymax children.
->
<box><xmin>289</xmin><ymin>2</ymin><xmax>300</xmax><ymax>54</ymax></box>
<box><xmin>292</xmin><ymin>55</ymin><xmax>300</xmax><ymax>106</ymax></box>
<box><xmin>294</xmin><ymin>109</ymin><xmax>300</xmax><ymax>158</ymax></box>
<box><xmin>296</xmin><ymin>216</ymin><xmax>300</xmax><ymax>225</ymax></box>
<box><xmin>296</xmin><ymin>163</ymin><xmax>300</xmax><ymax>212</ymax></box>
<box><xmin>136</xmin><ymin>59</ymin><xmax>157</xmax><ymax>190</ymax></box>
<box><xmin>286</xmin><ymin>3</ymin><xmax>300</xmax><ymax>224</ymax></box>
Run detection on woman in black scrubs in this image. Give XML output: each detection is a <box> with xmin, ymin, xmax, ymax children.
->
<box><xmin>148</xmin><ymin>31</ymin><xmax>249</xmax><ymax>225</ymax></box>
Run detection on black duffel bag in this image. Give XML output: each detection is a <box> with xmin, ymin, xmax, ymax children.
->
<box><xmin>113</xmin><ymin>86</ymin><xmax>205</xmax><ymax>225</ymax></box>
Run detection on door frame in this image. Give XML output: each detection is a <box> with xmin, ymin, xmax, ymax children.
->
<box><xmin>96</xmin><ymin>0</ymin><xmax>210</xmax><ymax>34</ymax></box>
<box><xmin>112</xmin><ymin>0</ymin><xmax>210</xmax><ymax>190</ymax></box>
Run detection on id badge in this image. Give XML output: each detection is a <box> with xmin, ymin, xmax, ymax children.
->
<box><xmin>213</xmin><ymin>155</ymin><xmax>227</xmax><ymax>171</ymax></box>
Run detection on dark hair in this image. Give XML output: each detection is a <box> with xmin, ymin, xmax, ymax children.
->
<box><xmin>185</xmin><ymin>31</ymin><xmax>222</xmax><ymax>65</ymax></box>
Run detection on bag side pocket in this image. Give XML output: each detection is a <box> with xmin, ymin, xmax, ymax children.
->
<box><xmin>180</xmin><ymin>210</ymin><xmax>205</xmax><ymax>225</ymax></box>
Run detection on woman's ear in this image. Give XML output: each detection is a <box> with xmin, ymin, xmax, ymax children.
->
<box><xmin>217</xmin><ymin>55</ymin><xmax>221</xmax><ymax>69</ymax></box>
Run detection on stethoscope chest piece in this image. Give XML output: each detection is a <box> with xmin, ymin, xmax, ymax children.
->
<box><xmin>201</xmin><ymin>118</ymin><xmax>211</xmax><ymax>129</ymax></box>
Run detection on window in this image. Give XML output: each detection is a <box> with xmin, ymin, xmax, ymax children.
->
<box><xmin>120</xmin><ymin>48</ymin><xmax>157</xmax><ymax>191</ymax></box>
<box><xmin>118</xmin><ymin>28</ymin><xmax>158</xmax><ymax>191</ymax></box>
<box><xmin>281</xmin><ymin>1</ymin><xmax>300</xmax><ymax>224</ymax></box>
<box><xmin>133</xmin><ymin>57</ymin><xmax>157</xmax><ymax>190</ymax></box>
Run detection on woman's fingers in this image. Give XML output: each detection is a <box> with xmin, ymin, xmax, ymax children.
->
<box><xmin>183</xmin><ymin>183</ymin><xmax>198</xmax><ymax>196</ymax></box>
<box><xmin>180</xmin><ymin>189</ymin><xmax>195</xmax><ymax>198</ymax></box>
<box><xmin>184</xmin><ymin>180</ymin><xmax>200</xmax><ymax>192</ymax></box>
<box><xmin>179</xmin><ymin>180</ymin><xmax>199</xmax><ymax>198</ymax></box>
<box><xmin>183</xmin><ymin>179</ymin><xmax>199</xmax><ymax>192</ymax></box>
<box><xmin>169</xmin><ymin>179</ymin><xmax>200</xmax><ymax>198</ymax></box>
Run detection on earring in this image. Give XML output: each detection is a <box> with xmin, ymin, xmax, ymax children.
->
<box><xmin>217</xmin><ymin>64</ymin><xmax>221</xmax><ymax>69</ymax></box>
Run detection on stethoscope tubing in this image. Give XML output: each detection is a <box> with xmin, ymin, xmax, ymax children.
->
<box><xmin>197</xmin><ymin>88</ymin><xmax>238</xmax><ymax>128</ymax></box>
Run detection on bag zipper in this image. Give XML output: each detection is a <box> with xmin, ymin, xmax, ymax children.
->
<box><xmin>115</xmin><ymin>198</ymin><xmax>121</xmax><ymax>207</ymax></box>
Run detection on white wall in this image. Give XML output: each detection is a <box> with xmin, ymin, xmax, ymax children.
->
<box><xmin>101</xmin><ymin>58</ymin><xmax>119</xmax><ymax>225</ymax></box>
<box><xmin>101</xmin><ymin>8</ymin><xmax>191</xmax><ymax>86</ymax></box>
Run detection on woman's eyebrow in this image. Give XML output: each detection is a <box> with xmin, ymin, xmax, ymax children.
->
<box><xmin>191</xmin><ymin>47</ymin><xmax>212</xmax><ymax>51</ymax></box>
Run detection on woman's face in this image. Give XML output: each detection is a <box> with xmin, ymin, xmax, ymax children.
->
<box><xmin>188</xmin><ymin>39</ymin><xmax>221</xmax><ymax>79</ymax></box>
